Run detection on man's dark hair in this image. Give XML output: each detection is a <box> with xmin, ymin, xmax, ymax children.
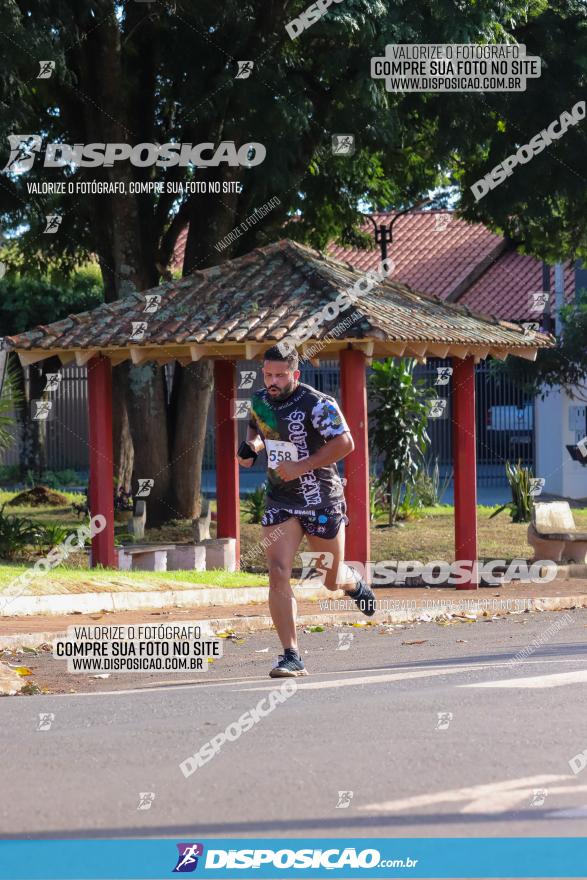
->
<box><xmin>263</xmin><ymin>345</ymin><xmax>299</xmax><ymax>371</ymax></box>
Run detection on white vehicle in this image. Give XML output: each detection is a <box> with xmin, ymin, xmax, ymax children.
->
<box><xmin>486</xmin><ymin>404</ymin><xmax>534</xmax><ymax>432</ymax></box>
<box><xmin>486</xmin><ymin>404</ymin><xmax>534</xmax><ymax>450</ymax></box>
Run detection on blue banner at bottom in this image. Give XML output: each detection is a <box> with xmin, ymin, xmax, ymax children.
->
<box><xmin>0</xmin><ymin>837</ymin><xmax>586</xmax><ymax>879</ymax></box>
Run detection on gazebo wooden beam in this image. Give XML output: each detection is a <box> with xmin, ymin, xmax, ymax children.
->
<box><xmin>18</xmin><ymin>351</ymin><xmax>52</xmax><ymax>367</ymax></box>
<box><xmin>427</xmin><ymin>344</ymin><xmax>451</xmax><ymax>358</ymax></box>
<box><xmin>354</xmin><ymin>341</ymin><xmax>374</xmax><ymax>365</ymax></box>
<box><xmin>190</xmin><ymin>344</ymin><xmax>206</xmax><ymax>361</ymax></box>
<box><xmin>245</xmin><ymin>342</ymin><xmax>265</xmax><ymax>360</ymax></box>
<box><xmin>404</xmin><ymin>341</ymin><xmax>428</xmax><ymax>357</ymax></box>
<box><xmin>75</xmin><ymin>350</ymin><xmax>98</xmax><ymax>367</ymax></box>
<box><xmin>58</xmin><ymin>352</ymin><xmax>76</xmax><ymax>366</ymax></box>
<box><xmin>473</xmin><ymin>348</ymin><xmax>491</xmax><ymax>364</ymax></box>
<box><xmin>129</xmin><ymin>347</ymin><xmax>158</xmax><ymax>365</ymax></box>
<box><xmin>108</xmin><ymin>351</ymin><xmax>130</xmax><ymax>366</ymax></box>
<box><xmin>447</xmin><ymin>344</ymin><xmax>471</xmax><ymax>359</ymax></box>
<box><xmin>301</xmin><ymin>345</ymin><xmax>321</xmax><ymax>366</ymax></box>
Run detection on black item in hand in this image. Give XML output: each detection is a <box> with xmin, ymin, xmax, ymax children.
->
<box><xmin>237</xmin><ymin>440</ymin><xmax>258</xmax><ymax>463</ymax></box>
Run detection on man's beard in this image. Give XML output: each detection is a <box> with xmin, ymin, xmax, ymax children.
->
<box><xmin>267</xmin><ymin>379</ymin><xmax>297</xmax><ymax>402</ymax></box>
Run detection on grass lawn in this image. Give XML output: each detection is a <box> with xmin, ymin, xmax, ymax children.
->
<box><xmin>0</xmin><ymin>566</ymin><xmax>269</xmax><ymax>594</ymax></box>
<box><xmin>2</xmin><ymin>488</ymin><xmax>587</xmax><ymax>595</ymax></box>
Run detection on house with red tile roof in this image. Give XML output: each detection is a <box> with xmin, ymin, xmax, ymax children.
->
<box><xmin>173</xmin><ymin>210</ymin><xmax>580</xmax><ymax>322</ymax></box>
<box><xmin>326</xmin><ymin>211</ymin><xmax>580</xmax><ymax>322</ymax></box>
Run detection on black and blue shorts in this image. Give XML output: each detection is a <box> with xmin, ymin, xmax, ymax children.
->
<box><xmin>261</xmin><ymin>500</ymin><xmax>348</xmax><ymax>539</ymax></box>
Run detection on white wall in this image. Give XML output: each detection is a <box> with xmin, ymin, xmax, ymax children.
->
<box><xmin>535</xmin><ymin>388</ymin><xmax>587</xmax><ymax>499</ymax></box>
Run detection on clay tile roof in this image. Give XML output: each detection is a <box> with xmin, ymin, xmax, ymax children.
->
<box><xmin>326</xmin><ymin>212</ymin><xmax>575</xmax><ymax>320</ymax></box>
<box><xmin>4</xmin><ymin>239</ymin><xmax>552</xmax><ymax>360</ymax></box>
<box><xmin>173</xmin><ymin>212</ymin><xmax>575</xmax><ymax>322</ymax></box>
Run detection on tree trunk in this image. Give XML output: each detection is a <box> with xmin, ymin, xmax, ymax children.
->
<box><xmin>118</xmin><ymin>360</ymin><xmax>173</xmax><ymax>526</ymax></box>
<box><xmin>169</xmin><ymin>361</ymin><xmax>215</xmax><ymax>520</ymax></box>
<box><xmin>112</xmin><ymin>366</ymin><xmax>134</xmax><ymax>492</ymax></box>
<box><xmin>15</xmin><ymin>365</ymin><xmax>46</xmax><ymax>481</ymax></box>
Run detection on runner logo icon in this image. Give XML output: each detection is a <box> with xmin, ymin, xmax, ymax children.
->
<box><xmin>173</xmin><ymin>843</ymin><xmax>204</xmax><ymax>872</ymax></box>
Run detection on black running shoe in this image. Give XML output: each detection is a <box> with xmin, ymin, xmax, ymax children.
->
<box><xmin>348</xmin><ymin>580</ymin><xmax>377</xmax><ymax>616</ymax></box>
<box><xmin>269</xmin><ymin>649</ymin><xmax>308</xmax><ymax>678</ymax></box>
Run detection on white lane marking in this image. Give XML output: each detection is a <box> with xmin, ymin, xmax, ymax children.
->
<box><xmin>460</xmin><ymin>669</ymin><xmax>587</xmax><ymax>689</ymax></box>
<box><xmin>235</xmin><ymin>667</ymin><xmax>473</xmax><ymax>692</ymax></box>
<box><xmin>41</xmin><ymin>657</ymin><xmax>587</xmax><ymax>698</ymax></box>
<box><xmin>360</xmin><ymin>775</ymin><xmax>587</xmax><ymax>815</ymax></box>
<box><xmin>463</xmin><ymin>785</ymin><xmax>587</xmax><ymax>814</ymax></box>
<box><xmin>546</xmin><ymin>805</ymin><xmax>587</xmax><ymax>818</ymax></box>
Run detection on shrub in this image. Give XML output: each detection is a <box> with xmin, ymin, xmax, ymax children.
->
<box><xmin>489</xmin><ymin>460</ymin><xmax>534</xmax><ymax>523</ymax></box>
<box><xmin>243</xmin><ymin>484</ymin><xmax>266</xmax><ymax>524</ymax></box>
<box><xmin>0</xmin><ymin>504</ymin><xmax>43</xmax><ymax>559</ymax></box>
<box><xmin>36</xmin><ymin>523</ymin><xmax>70</xmax><ymax>552</ymax></box>
<box><xmin>369</xmin><ymin>358</ymin><xmax>433</xmax><ymax>524</ymax></box>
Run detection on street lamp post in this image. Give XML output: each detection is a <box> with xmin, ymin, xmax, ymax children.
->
<box><xmin>364</xmin><ymin>198</ymin><xmax>432</xmax><ymax>262</ymax></box>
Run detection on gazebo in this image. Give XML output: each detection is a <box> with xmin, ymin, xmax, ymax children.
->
<box><xmin>4</xmin><ymin>239</ymin><xmax>552</xmax><ymax>589</ymax></box>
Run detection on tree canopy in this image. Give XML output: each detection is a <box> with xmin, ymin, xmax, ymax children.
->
<box><xmin>0</xmin><ymin>0</ymin><xmax>585</xmax><ymax>520</ymax></box>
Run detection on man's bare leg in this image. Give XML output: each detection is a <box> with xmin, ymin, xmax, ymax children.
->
<box><xmin>263</xmin><ymin>516</ymin><xmax>304</xmax><ymax>654</ymax></box>
<box><xmin>305</xmin><ymin>527</ymin><xmax>357</xmax><ymax>593</ymax></box>
<box><xmin>306</xmin><ymin>526</ymin><xmax>376</xmax><ymax>615</ymax></box>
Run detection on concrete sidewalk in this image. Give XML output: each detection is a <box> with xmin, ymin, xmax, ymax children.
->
<box><xmin>1</xmin><ymin>579</ymin><xmax>586</xmax><ymax>650</ymax></box>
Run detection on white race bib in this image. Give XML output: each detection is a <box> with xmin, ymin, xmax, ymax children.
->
<box><xmin>265</xmin><ymin>439</ymin><xmax>299</xmax><ymax>467</ymax></box>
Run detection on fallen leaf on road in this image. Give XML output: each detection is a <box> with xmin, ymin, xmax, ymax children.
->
<box><xmin>456</xmin><ymin>639</ymin><xmax>468</xmax><ymax>643</ymax></box>
<box><xmin>254</xmin><ymin>648</ymin><xmax>269</xmax><ymax>653</ymax></box>
<box><xmin>89</xmin><ymin>614</ymin><xmax>104</xmax><ymax>620</ymax></box>
<box><xmin>352</xmin><ymin>621</ymin><xmax>367</xmax><ymax>627</ymax></box>
<box><xmin>91</xmin><ymin>673</ymin><xmax>110</xmax><ymax>679</ymax></box>
<box><xmin>307</xmin><ymin>625</ymin><xmax>325</xmax><ymax>633</ymax></box>
<box><xmin>402</xmin><ymin>640</ymin><xmax>428</xmax><ymax>646</ymax></box>
<box><xmin>10</xmin><ymin>666</ymin><xmax>32</xmax><ymax>676</ymax></box>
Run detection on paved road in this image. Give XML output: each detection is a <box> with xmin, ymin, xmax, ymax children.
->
<box><xmin>2</xmin><ymin>608</ymin><xmax>587</xmax><ymax>839</ymax></box>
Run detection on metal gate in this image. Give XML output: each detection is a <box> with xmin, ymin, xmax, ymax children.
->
<box><xmin>413</xmin><ymin>358</ymin><xmax>535</xmax><ymax>487</ymax></box>
<box><xmin>1</xmin><ymin>359</ymin><xmax>535</xmax><ymax>488</ymax></box>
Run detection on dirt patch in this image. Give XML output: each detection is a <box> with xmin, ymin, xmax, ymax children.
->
<box><xmin>7</xmin><ymin>486</ymin><xmax>69</xmax><ymax>507</ymax></box>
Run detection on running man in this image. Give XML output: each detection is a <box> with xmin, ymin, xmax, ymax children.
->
<box><xmin>237</xmin><ymin>345</ymin><xmax>376</xmax><ymax>678</ymax></box>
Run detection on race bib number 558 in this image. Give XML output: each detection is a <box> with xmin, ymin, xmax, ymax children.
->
<box><xmin>265</xmin><ymin>439</ymin><xmax>298</xmax><ymax>466</ymax></box>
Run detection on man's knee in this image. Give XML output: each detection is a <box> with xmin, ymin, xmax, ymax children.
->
<box><xmin>268</xmin><ymin>559</ymin><xmax>292</xmax><ymax>583</ymax></box>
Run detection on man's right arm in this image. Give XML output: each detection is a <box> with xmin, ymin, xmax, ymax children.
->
<box><xmin>237</xmin><ymin>420</ymin><xmax>265</xmax><ymax>468</ymax></box>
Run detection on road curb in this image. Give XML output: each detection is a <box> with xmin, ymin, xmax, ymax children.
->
<box><xmin>0</xmin><ymin>582</ymin><xmax>322</xmax><ymax>618</ymax></box>
<box><xmin>2</xmin><ymin>593</ymin><xmax>585</xmax><ymax>650</ymax></box>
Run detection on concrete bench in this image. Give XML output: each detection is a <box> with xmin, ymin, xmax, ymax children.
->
<box><xmin>118</xmin><ymin>544</ymin><xmax>176</xmax><ymax>572</ymax></box>
<box><xmin>528</xmin><ymin>501</ymin><xmax>587</xmax><ymax>563</ymax></box>
<box><xmin>118</xmin><ymin>538</ymin><xmax>235</xmax><ymax>572</ymax></box>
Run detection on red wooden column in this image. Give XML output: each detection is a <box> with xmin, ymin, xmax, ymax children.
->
<box><xmin>214</xmin><ymin>359</ymin><xmax>240</xmax><ymax>566</ymax></box>
<box><xmin>87</xmin><ymin>355</ymin><xmax>116</xmax><ymax>568</ymax></box>
<box><xmin>451</xmin><ymin>355</ymin><xmax>478</xmax><ymax>589</ymax></box>
<box><xmin>340</xmin><ymin>348</ymin><xmax>370</xmax><ymax>567</ymax></box>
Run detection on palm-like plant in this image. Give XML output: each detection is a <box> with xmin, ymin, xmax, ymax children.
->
<box><xmin>489</xmin><ymin>460</ymin><xmax>534</xmax><ymax>523</ymax></box>
<box><xmin>0</xmin><ymin>504</ymin><xmax>43</xmax><ymax>559</ymax></box>
<box><xmin>243</xmin><ymin>483</ymin><xmax>267</xmax><ymax>523</ymax></box>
